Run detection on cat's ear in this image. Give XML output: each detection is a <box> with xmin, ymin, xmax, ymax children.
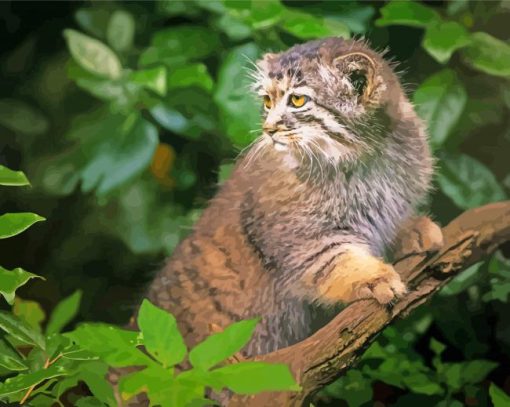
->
<box><xmin>334</xmin><ymin>52</ymin><xmax>377</xmax><ymax>99</ymax></box>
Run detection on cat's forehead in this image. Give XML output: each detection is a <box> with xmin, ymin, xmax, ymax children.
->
<box><xmin>254</xmin><ymin>37</ymin><xmax>372</xmax><ymax>95</ymax></box>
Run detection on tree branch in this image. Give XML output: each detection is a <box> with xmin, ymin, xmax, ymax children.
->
<box><xmin>230</xmin><ymin>201</ymin><xmax>510</xmax><ymax>407</ymax></box>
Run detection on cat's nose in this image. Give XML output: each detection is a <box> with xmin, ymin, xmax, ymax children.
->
<box><xmin>263</xmin><ymin>123</ymin><xmax>287</xmax><ymax>136</ymax></box>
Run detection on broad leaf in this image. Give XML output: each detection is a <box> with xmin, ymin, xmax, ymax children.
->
<box><xmin>208</xmin><ymin>362</ymin><xmax>300</xmax><ymax>394</ymax></box>
<box><xmin>189</xmin><ymin>318</ymin><xmax>258</xmax><ymax>370</ymax></box>
<box><xmin>490</xmin><ymin>384</ymin><xmax>510</xmax><ymax>407</ymax></box>
<box><xmin>462</xmin><ymin>32</ymin><xmax>510</xmax><ymax>78</ymax></box>
<box><xmin>151</xmin><ymin>88</ymin><xmax>217</xmax><ymax>140</ymax></box>
<box><xmin>437</xmin><ymin>153</ymin><xmax>507</xmax><ymax>209</ymax></box>
<box><xmin>376</xmin><ymin>1</ymin><xmax>440</xmax><ymax>28</ymax></box>
<box><xmin>413</xmin><ymin>69</ymin><xmax>467</xmax><ymax>147</ymax></box>
<box><xmin>77</xmin><ymin>361</ymin><xmax>117</xmax><ymax>406</ymax></box>
<box><xmin>63</xmin><ymin>29</ymin><xmax>122</xmax><ymax>79</ymax></box>
<box><xmin>0</xmin><ymin>99</ymin><xmax>49</xmax><ymax>136</ymax></box>
<box><xmin>137</xmin><ymin>299</ymin><xmax>187</xmax><ymax>368</ymax></box>
<box><xmin>0</xmin><ymin>267</ymin><xmax>43</xmax><ymax>305</ymax></box>
<box><xmin>281</xmin><ymin>10</ymin><xmax>349</xmax><ymax>39</ymax></box>
<box><xmin>0</xmin><ymin>312</ymin><xmax>46</xmax><ymax>350</ymax></box>
<box><xmin>247</xmin><ymin>0</ymin><xmax>284</xmax><ymax>30</ymax></box>
<box><xmin>167</xmin><ymin>63</ymin><xmax>213</xmax><ymax>93</ymax></box>
<box><xmin>129</xmin><ymin>66</ymin><xmax>167</xmax><ymax>97</ymax></box>
<box><xmin>67</xmin><ymin>324</ymin><xmax>150</xmax><ymax>367</ymax></box>
<box><xmin>0</xmin><ymin>166</ymin><xmax>29</xmax><ymax>187</ymax></box>
<box><xmin>214</xmin><ymin>43</ymin><xmax>261</xmax><ymax>146</ymax></box>
<box><xmin>0</xmin><ymin>213</ymin><xmax>45</xmax><ymax>240</ymax></box>
<box><xmin>46</xmin><ymin>290</ymin><xmax>82</xmax><ymax>335</ymax></box>
<box><xmin>75</xmin><ymin>397</ymin><xmax>105</xmax><ymax>407</ymax></box>
<box><xmin>0</xmin><ymin>364</ymin><xmax>68</xmax><ymax>396</ymax></box>
<box><xmin>74</xmin><ymin>8</ymin><xmax>111</xmax><ymax>38</ymax></box>
<box><xmin>0</xmin><ymin>337</ymin><xmax>28</xmax><ymax>371</ymax></box>
<box><xmin>118</xmin><ymin>365</ymin><xmax>171</xmax><ymax>402</ymax></box>
<box><xmin>13</xmin><ymin>297</ymin><xmax>46</xmax><ymax>331</ymax></box>
<box><xmin>106</xmin><ymin>10</ymin><xmax>135</xmax><ymax>52</ymax></box>
<box><xmin>423</xmin><ymin>21</ymin><xmax>471</xmax><ymax>64</ymax></box>
<box><xmin>440</xmin><ymin>360</ymin><xmax>497</xmax><ymax>390</ymax></box>
<box><xmin>440</xmin><ymin>262</ymin><xmax>483</xmax><ymax>296</ymax></box>
<box><xmin>140</xmin><ymin>26</ymin><xmax>220</xmax><ymax>66</ymax></box>
<box><xmin>42</xmin><ymin>111</ymin><xmax>158</xmax><ymax>196</ymax></box>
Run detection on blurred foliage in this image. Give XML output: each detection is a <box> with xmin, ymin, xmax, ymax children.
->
<box><xmin>0</xmin><ymin>0</ymin><xmax>510</xmax><ymax>405</ymax></box>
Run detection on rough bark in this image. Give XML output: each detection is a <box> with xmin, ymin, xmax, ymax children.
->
<box><xmin>229</xmin><ymin>201</ymin><xmax>510</xmax><ymax>407</ymax></box>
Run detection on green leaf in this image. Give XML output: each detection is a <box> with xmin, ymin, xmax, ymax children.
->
<box><xmin>208</xmin><ymin>362</ymin><xmax>300</xmax><ymax>394</ymax></box>
<box><xmin>75</xmin><ymin>397</ymin><xmax>105</xmax><ymax>407</ymax></box>
<box><xmin>137</xmin><ymin>299</ymin><xmax>187</xmax><ymax>368</ymax></box>
<box><xmin>376</xmin><ymin>1</ymin><xmax>440</xmax><ymax>28</ymax></box>
<box><xmin>429</xmin><ymin>338</ymin><xmax>447</xmax><ymax>356</ymax></box>
<box><xmin>189</xmin><ymin>318</ymin><xmax>258</xmax><ymax>370</ymax></box>
<box><xmin>151</xmin><ymin>88</ymin><xmax>217</xmax><ymax>140</ymax></box>
<box><xmin>0</xmin><ymin>312</ymin><xmax>46</xmax><ymax>350</ymax></box>
<box><xmin>46</xmin><ymin>290</ymin><xmax>82</xmax><ymax>335</ymax></box>
<box><xmin>167</xmin><ymin>63</ymin><xmax>213</xmax><ymax>93</ymax></box>
<box><xmin>106</xmin><ymin>10</ymin><xmax>135</xmax><ymax>52</ymax></box>
<box><xmin>0</xmin><ymin>364</ymin><xmax>68</xmax><ymax>396</ymax></box>
<box><xmin>402</xmin><ymin>373</ymin><xmax>443</xmax><ymax>396</ymax></box>
<box><xmin>214</xmin><ymin>42</ymin><xmax>261</xmax><ymax>146</ymax></box>
<box><xmin>440</xmin><ymin>262</ymin><xmax>483</xmax><ymax>296</ymax></box>
<box><xmin>462</xmin><ymin>32</ymin><xmax>510</xmax><ymax>77</ymax></box>
<box><xmin>321</xmin><ymin>370</ymin><xmax>373</xmax><ymax>406</ymax></box>
<box><xmin>13</xmin><ymin>297</ymin><xmax>46</xmax><ymax>331</ymax></box>
<box><xmin>0</xmin><ymin>337</ymin><xmax>28</xmax><ymax>371</ymax></box>
<box><xmin>0</xmin><ymin>99</ymin><xmax>49</xmax><ymax>136</ymax></box>
<box><xmin>281</xmin><ymin>10</ymin><xmax>350</xmax><ymax>39</ymax></box>
<box><xmin>437</xmin><ymin>153</ymin><xmax>507</xmax><ymax>210</ymax></box>
<box><xmin>213</xmin><ymin>13</ymin><xmax>252</xmax><ymax>41</ymax></box>
<box><xmin>118</xmin><ymin>365</ymin><xmax>171</xmax><ymax>402</ymax></box>
<box><xmin>67</xmin><ymin>62</ymin><xmax>135</xmax><ymax>107</ymax></box>
<box><xmin>24</xmin><ymin>393</ymin><xmax>56</xmax><ymax>407</ymax></box>
<box><xmin>440</xmin><ymin>360</ymin><xmax>497</xmax><ymax>390</ymax></box>
<box><xmin>490</xmin><ymin>384</ymin><xmax>510</xmax><ymax>407</ymax></box>
<box><xmin>413</xmin><ymin>69</ymin><xmax>467</xmax><ymax>147</ymax></box>
<box><xmin>129</xmin><ymin>66</ymin><xmax>167</xmax><ymax>97</ymax></box>
<box><xmin>0</xmin><ymin>267</ymin><xmax>43</xmax><ymax>305</ymax></box>
<box><xmin>247</xmin><ymin>0</ymin><xmax>285</xmax><ymax>30</ymax></box>
<box><xmin>66</xmin><ymin>324</ymin><xmax>150</xmax><ymax>367</ymax></box>
<box><xmin>63</xmin><ymin>29</ymin><xmax>122</xmax><ymax>79</ymax></box>
<box><xmin>140</xmin><ymin>26</ymin><xmax>220</xmax><ymax>66</ymax></box>
<box><xmin>0</xmin><ymin>166</ymin><xmax>30</xmax><ymax>187</ymax></box>
<box><xmin>78</xmin><ymin>361</ymin><xmax>117</xmax><ymax>407</ymax></box>
<box><xmin>0</xmin><ymin>213</ymin><xmax>45</xmax><ymax>240</ymax></box>
<box><xmin>74</xmin><ymin>8</ymin><xmax>111</xmax><ymax>38</ymax></box>
<box><xmin>42</xmin><ymin>112</ymin><xmax>158</xmax><ymax>196</ymax></box>
<box><xmin>422</xmin><ymin>21</ymin><xmax>471</xmax><ymax>64</ymax></box>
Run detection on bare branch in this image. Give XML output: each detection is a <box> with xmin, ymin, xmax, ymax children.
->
<box><xmin>230</xmin><ymin>201</ymin><xmax>510</xmax><ymax>407</ymax></box>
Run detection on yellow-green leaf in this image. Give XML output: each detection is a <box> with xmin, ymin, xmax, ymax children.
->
<box><xmin>63</xmin><ymin>29</ymin><xmax>122</xmax><ymax>79</ymax></box>
<box><xmin>0</xmin><ymin>267</ymin><xmax>43</xmax><ymax>305</ymax></box>
<box><xmin>0</xmin><ymin>213</ymin><xmax>45</xmax><ymax>239</ymax></box>
<box><xmin>0</xmin><ymin>165</ymin><xmax>30</xmax><ymax>187</ymax></box>
<box><xmin>462</xmin><ymin>32</ymin><xmax>510</xmax><ymax>78</ymax></box>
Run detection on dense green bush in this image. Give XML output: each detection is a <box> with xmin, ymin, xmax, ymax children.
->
<box><xmin>1</xmin><ymin>0</ymin><xmax>510</xmax><ymax>406</ymax></box>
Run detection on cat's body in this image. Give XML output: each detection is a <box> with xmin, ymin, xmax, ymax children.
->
<box><xmin>145</xmin><ymin>37</ymin><xmax>433</xmax><ymax>356</ymax></box>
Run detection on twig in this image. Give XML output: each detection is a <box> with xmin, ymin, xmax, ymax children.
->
<box><xmin>20</xmin><ymin>352</ymin><xmax>63</xmax><ymax>405</ymax></box>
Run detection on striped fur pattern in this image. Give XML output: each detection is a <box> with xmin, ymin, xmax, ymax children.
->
<box><xmin>145</xmin><ymin>38</ymin><xmax>433</xmax><ymax>357</ymax></box>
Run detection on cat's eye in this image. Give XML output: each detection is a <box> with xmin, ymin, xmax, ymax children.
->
<box><xmin>290</xmin><ymin>94</ymin><xmax>308</xmax><ymax>108</ymax></box>
<box><xmin>349</xmin><ymin>70</ymin><xmax>367</xmax><ymax>96</ymax></box>
<box><xmin>263</xmin><ymin>95</ymin><xmax>272</xmax><ymax>110</ymax></box>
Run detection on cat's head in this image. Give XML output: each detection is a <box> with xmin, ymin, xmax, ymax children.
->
<box><xmin>251</xmin><ymin>37</ymin><xmax>407</xmax><ymax>167</ymax></box>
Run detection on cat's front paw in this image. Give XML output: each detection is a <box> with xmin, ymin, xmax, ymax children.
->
<box><xmin>355</xmin><ymin>263</ymin><xmax>407</xmax><ymax>304</ymax></box>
